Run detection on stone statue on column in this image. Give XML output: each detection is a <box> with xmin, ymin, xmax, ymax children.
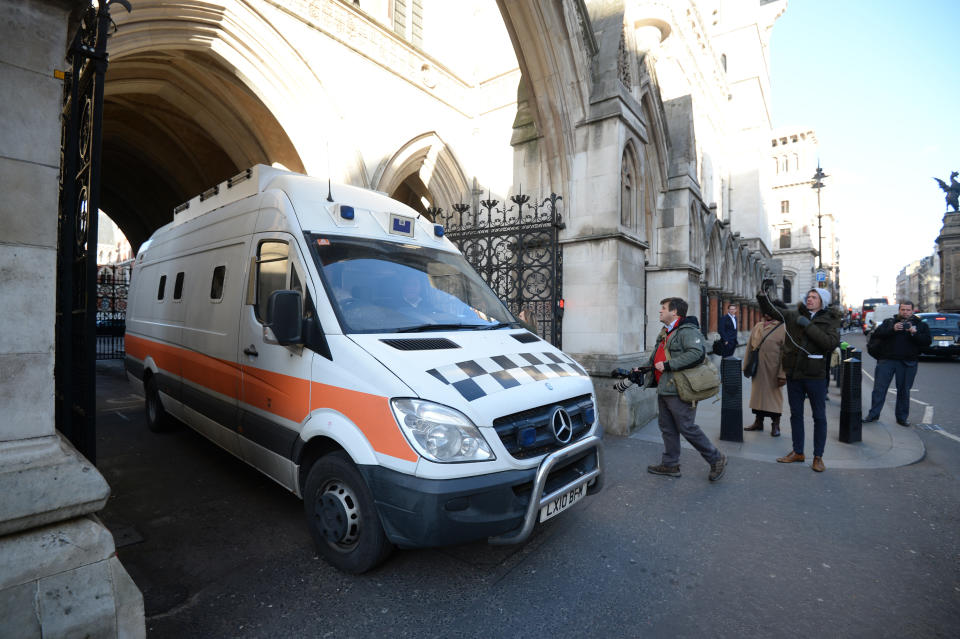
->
<box><xmin>933</xmin><ymin>171</ymin><xmax>960</xmax><ymax>213</ymax></box>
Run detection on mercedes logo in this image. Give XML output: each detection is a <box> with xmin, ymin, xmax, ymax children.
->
<box><xmin>550</xmin><ymin>407</ymin><xmax>573</xmax><ymax>444</ymax></box>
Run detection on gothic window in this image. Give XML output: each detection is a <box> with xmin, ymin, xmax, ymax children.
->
<box><xmin>783</xmin><ymin>278</ymin><xmax>793</xmax><ymax>303</ymax></box>
<box><xmin>621</xmin><ymin>148</ymin><xmax>639</xmax><ymax>229</ymax></box>
<box><xmin>390</xmin><ymin>0</ymin><xmax>423</xmax><ymax>46</ymax></box>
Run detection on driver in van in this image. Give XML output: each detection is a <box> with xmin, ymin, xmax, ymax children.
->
<box><xmin>399</xmin><ymin>277</ymin><xmax>426</xmax><ymax>309</ymax></box>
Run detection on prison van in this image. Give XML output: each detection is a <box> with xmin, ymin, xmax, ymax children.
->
<box><xmin>124</xmin><ymin>165</ymin><xmax>603</xmax><ymax>573</ymax></box>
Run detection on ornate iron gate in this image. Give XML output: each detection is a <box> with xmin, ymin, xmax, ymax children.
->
<box><xmin>96</xmin><ymin>263</ymin><xmax>131</xmax><ymax>360</ymax></box>
<box><xmin>55</xmin><ymin>1</ymin><xmax>129</xmax><ymax>463</ymax></box>
<box><xmin>436</xmin><ymin>192</ymin><xmax>565</xmax><ymax>347</ymax></box>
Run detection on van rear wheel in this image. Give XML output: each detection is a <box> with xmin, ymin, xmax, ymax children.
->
<box><xmin>303</xmin><ymin>452</ymin><xmax>393</xmax><ymax>574</ymax></box>
<box><xmin>145</xmin><ymin>375</ymin><xmax>171</xmax><ymax>432</ymax></box>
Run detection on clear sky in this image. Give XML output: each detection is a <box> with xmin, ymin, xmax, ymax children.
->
<box><xmin>769</xmin><ymin>0</ymin><xmax>960</xmax><ymax>308</ymax></box>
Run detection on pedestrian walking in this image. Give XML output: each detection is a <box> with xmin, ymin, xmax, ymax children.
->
<box><xmin>718</xmin><ymin>303</ymin><xmax>739</xmax><ymax>357</ymax></box>
<box><xmin>643</xmin><ymin>297</ymin><xmax>727</xmax><ymax>481</ymax></box>
<box><xmin>757</xmin><ymin>288</ymin><xmax>841</xmax><ymax>472</ymax></box>
<box><xmin>863</xmin><ymin>301</ymin><xmax>931</xmax><ymax>426</ymax></box>
<box><xmin>742</xmin><ymin>310</ymin><xmax>786</xmax><ymax>436</ymax></box>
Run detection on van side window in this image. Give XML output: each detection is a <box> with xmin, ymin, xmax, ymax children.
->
<box><xmin>255</xmin><ymin>241</ymin><xmax>290</xmax><ymax>321</ymax></box>
<box><xmin>210</xmin><ymin>265</ymin><xmax>226</xmax><ymax>300</ymax></box>
<box><xmin>173</xmin><ymin>272</ymin><xmax>185</xmax><ymax>300</ymax></box>
<box><xmin>157</xmin><ymin>274</ymin><xmax>167</xmax><ymax>301</ymax></box>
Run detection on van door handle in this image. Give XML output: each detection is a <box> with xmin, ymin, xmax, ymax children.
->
<box><xmin>243</xmin><ymin>345</ymin><xmax>258</xmax><ymax>357</ymax></box>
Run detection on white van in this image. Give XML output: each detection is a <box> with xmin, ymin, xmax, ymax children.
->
<box><xmin>124</xmin><ymin>165</ymin><xmax>603</xmax><ymax>573</ymax></box>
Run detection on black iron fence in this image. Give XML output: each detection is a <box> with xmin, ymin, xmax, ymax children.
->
<box><xmin>435</xmin><ymin>192</ymin><xmax>564</xmax><ymax>347</ymax></box>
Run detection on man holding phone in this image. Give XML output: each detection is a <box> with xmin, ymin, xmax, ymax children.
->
<box><xmin>863</xmin><ymin>300</ymin><xmax>931</xmax><ymax>426</ymax></box>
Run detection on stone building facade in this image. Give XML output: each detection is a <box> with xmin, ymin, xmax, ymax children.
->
<box><xmin>768</xmin><ymin>127</ymin><xmax>839</xmax><ymax>305</ymax></box>
<box><xmin>896</xmin><ymin>252</ymin><xmax>940</xmax><ymax>311</ymax></box>
<box><xmin>1</xmin><ymin>1</ymin><xmax>791</xmax><ymax>634</ymax></box>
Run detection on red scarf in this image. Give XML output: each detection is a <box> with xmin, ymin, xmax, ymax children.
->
<box><xmin>653</xmin><ymin>319</ymin><xmax>680</xmax><ymax>383</ymax></box>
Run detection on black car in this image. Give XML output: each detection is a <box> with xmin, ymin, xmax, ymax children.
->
<box><xmin>914</xmin><ymin>312</ymin><xmax>960</xmax><ymax>359</ymax></box>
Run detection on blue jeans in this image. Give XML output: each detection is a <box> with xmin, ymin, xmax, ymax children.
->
<box><xmin>868</xmin><ymin>359</ymin><xmax>918</xmax><ymax>422</ymax></box>
<box><xmin>786</xmin><ymin>378</ymin><xmax>828</xmax><ymax>457</ymax></box>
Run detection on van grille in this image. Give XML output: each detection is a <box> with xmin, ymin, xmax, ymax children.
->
<box><xmin>492</xmin><ymin>394</ymin><xmax>594</xmax><ymax>459</ymax></box>
<box><xmin>380</xmin><ymin>338</ymin><xmax>460</xmax><ymax>350</ymax></box>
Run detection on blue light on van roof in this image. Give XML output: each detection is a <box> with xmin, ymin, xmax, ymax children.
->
<box><xmin>434</xmin><ymin>224</ymin><xmax>444</xmax><ymax>237</ymax></box>
<box><xmin>340</xmin><ymin>205</ymin><xmax>355</xmax><ymax>220</ymax></box>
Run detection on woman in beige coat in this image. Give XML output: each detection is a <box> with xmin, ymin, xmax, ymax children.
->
<box><xmin>743</xmin><ymin>310</ymin><xmax>787</xmax><ymax>436</ymax></box>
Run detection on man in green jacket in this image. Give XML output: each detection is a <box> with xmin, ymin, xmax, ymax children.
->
<box><xmin>758</xmin><ymin>287</ymin><xmax>842</xmax><ymax>472</ymax></box>
<box><xmin>642</xmin><ymin>297</ymin><xmax>726</xmax><ymax>481</ymax></box>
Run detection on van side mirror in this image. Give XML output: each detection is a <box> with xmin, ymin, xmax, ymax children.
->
<box><xmin>266</xmin><ymin>290</ymin><xmax>303</xmax><ymax>345</ymax></box>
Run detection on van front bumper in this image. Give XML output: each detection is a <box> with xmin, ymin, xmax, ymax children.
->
<box><xmin>358</xmin><ymin>435</ymin><xmax>603</xmax><ymax>548</ymax></box>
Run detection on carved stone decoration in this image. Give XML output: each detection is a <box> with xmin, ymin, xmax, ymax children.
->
<box><xmin>618</xmin><ymin>31</ymin><xmax>631</xmax><ymax>86</ymax></box>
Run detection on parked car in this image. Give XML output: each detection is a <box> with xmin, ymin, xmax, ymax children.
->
<box><xmin>914</xmin><ymin>312</ymin><xmax>960</xmax><ymax>359</ymax></box>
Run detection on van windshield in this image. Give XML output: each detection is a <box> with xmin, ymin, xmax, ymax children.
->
<box><xmin>308</xmin><ymin>234</ymin><xmax>518</xmax><ymax>334</ymax></box>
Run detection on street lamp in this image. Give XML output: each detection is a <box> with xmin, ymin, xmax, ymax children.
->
<box><xmin>811</xmin><ymin>163</ymin><xmax>827</xmax><ymax>269</ymax></box>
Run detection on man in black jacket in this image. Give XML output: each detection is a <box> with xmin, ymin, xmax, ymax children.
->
<box><xmin>863</xmin><ymin>300</ymin><xmax>932</xmax><ymax>426</ymax></box>
<box><xmin>718</xmin><ymin>303</ymin><xmax>738</xmax><ymax>357</ymax></box>
<box><xmin>758</xmin><ymin>287</ymin><xmax>841</xmax><ymax>472</ymax></box>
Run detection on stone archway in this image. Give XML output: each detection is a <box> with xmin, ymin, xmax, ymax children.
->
<box><xmin>105</xmin><ymin>0</ymin><xmax>372</xmax><ymax>249</ymax></box>
<box><xmin>374</xmin><ymin>132</ymin><xmax>470</xmax><ymax>219</ymax></box>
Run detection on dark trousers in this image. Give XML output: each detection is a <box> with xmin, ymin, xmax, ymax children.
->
<box><xmin>786</xmin><ymin>378</ymin><xmax>828</xmax><ymax>457</ymax></box>
<box><xmin>868</xmin><ymin>359</ymin><xmax>918</xmax><ymax>422</ymax></box>
<box><xmin>657</xmin><ymin>395</ymin><xmax>721</xmax><ymax>466</ymax></box>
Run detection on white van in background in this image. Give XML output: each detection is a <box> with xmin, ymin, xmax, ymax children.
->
<box><xmin>124</xmin><ymin>165</ymin><xmax>603</xmax><ymax>573</ymax></box>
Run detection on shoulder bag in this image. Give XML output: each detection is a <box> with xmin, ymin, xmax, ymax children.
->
<box><xmin>665</xmin><ymin>332</ymin><xmax>720</xmax><ymax>403</ymax></box>
<box><xmin>743</xmin><ymin>322</ymin><xmax>782</xmax><ymax>379</ymax></box>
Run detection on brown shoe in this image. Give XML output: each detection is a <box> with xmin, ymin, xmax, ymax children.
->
<box><xmin>770</xmin><ymin>416</ymin><xmax>781</xmax><ymax>437</ymax></box>
<box><xmin>811</xmin><ymin>456</ymin><xmax>825</xmax><ymax>472</ymax></box>
<box><xmin>777</xmin><ymin>451</ymin><xmax>805</xmax><ymax>463</ymax></box>
<box><xmin>744</xmin><ymin>417</ymin><xmax>763</xmax><ymax>431</ymax></box>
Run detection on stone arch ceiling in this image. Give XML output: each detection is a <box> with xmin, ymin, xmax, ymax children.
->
<box><xmin>102</xmin><ymin>50</ymin><xmax>304</xmax><ymax>251</ymax></box>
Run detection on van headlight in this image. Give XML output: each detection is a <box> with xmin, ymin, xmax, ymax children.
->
<box><xmin>391</xmin><ymin>399</ymin><xmax>495</xmax><ymax>463</ymax></box>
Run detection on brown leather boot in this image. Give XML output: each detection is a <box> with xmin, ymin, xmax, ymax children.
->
<box><xmin>770</xmin><ymin>415</ymin><xmax>781</xmax><ymax>437</ymax></box>
<box><xmin>744</xmin><ymin>415</ymin><xmax>763</xmax><ymax>431</ymax></box>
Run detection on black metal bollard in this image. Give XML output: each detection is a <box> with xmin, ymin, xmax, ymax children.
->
<box><xmin>839</xmin><ymin>350</ymin><xmax>862</xmax><ymax>443</ymax></box>
<box><xmin>719</xmin><ymin>357</ymin><xmax>743</xmax><ymax>442</ymax></box>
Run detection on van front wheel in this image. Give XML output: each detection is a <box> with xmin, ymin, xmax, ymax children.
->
<box><xmin>303</xmin><ymin>452</ymin><xmax>393</xmax><ymax>573</ymax></box>
<box><xmin>144</xmin><ymin>375</ymin><xmax>171</xmax><ymax>432</ymax></box>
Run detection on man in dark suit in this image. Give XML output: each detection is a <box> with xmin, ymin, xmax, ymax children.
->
<box><xmin>718</xmin><ymin>303</ymin><xmax>738</xmax><ymax>357</ymax></box>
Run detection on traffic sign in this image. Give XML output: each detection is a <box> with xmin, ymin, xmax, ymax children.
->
<box><xmin>816</xmin><ymin>269</ymin><xmax>827</xmax><ymax>283</ymax></box>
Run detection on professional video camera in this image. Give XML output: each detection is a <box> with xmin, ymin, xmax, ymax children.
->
<box><xmin>611</xmin><ymin>366</ymin><xmax>653</xmax><ymax>392</ymax></box>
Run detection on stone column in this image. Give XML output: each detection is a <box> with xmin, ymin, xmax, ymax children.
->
<box><xmin>937</xmin><ymin>212</ymin><xmax>960</xmax><ymax>312</ymax></box>
<box><xmin>0</xmin><ymin>1</ymin><xmax>144</xmax><ymax>635</ymax></box>
<box><xmin>708</xmin><ymin>292</ymin><xmax>720</xmax><ymax>333</ymax></box>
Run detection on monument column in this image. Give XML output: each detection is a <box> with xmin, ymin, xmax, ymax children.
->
<box><xmin>937</xmin><ymin>211</ymin><xmax>960</xmax><ymax>312</ymax></box>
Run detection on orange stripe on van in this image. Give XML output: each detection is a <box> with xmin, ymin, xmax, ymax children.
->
<box><xmin>310</xmin><ymin>383</ymin><xmax>417</xmax><ymax>462</ymax></box>
<box><xmin>125</xmin><ymin>334</ymin><xmax>417</xmax><ymax>462</ymax></box>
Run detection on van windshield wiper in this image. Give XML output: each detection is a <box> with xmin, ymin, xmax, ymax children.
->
<box><xmin>397</xmin><ymin>323</ymin><xmax>487</xmax><ymax>333</ymax></box>
<box><xmin>477</xmin><ymin>322</ymin><xmax>514</xmax><ymax>330</ymax></box>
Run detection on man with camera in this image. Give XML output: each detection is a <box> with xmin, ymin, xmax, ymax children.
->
<box><xmin>616</xmin><ymin>297</ymin><xmax>726</xmax><ymax>481</ymax></box>
<box><xmin>863</xmin><ymin>300</ymin><xmax>931</xmax><ymax>426</ymax></box>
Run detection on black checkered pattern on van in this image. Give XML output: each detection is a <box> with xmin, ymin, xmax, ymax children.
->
<box><xmin>426</xmin><ymin>351</ymin><xmax>589</xmax><ymax>402</ymax></box>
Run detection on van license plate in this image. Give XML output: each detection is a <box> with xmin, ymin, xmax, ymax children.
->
<box><xmin>539</xmin><ymin>480</ymin><xmax>588</xmax><ymax>523</ymax></box>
